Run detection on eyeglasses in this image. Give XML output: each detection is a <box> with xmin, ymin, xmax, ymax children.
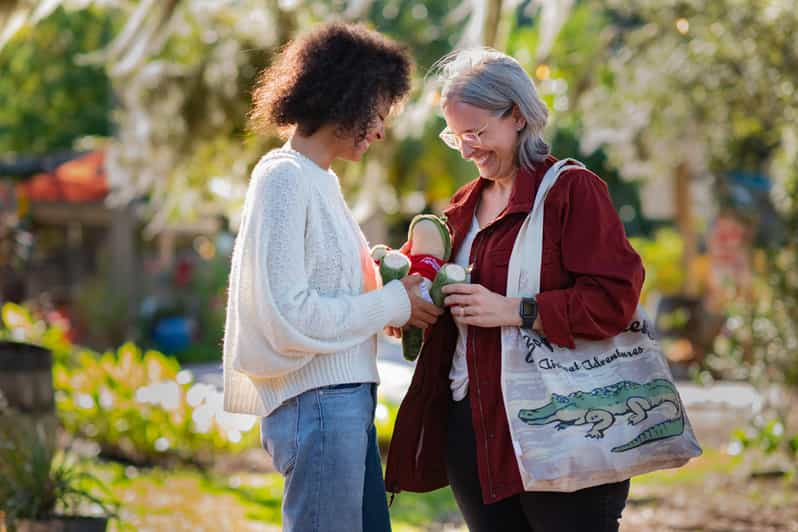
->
<box><xmin>438</xmin><ymin>107</ymin><xmax>514</xmax><ymax>150</ymax></box>
<box><xmin>438</xmin><ymin>122</ymin><xmax>489</xmax><ymax>150</ymax></box>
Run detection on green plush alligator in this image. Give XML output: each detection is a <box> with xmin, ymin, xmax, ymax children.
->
<box><xmin>517</xmin><ymin>379</ymin><xmax>684</xmax><ymax>453</ymax></box>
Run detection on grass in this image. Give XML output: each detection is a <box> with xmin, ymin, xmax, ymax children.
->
<box><xmin>84</xmin><ymin>459</ymin><xmax>458</xmax><ymax>531</ymax></box>
<box><xmin>389</xmin><ymin>488</ymin><xmax>459</xmax><ymax>532</ymax></box>
<box><xmin>80</xmin><ymin>447</ymin><xmax>794</xmax><ymax>531</ymax></box>
<box><xmin>631</xmin><ymin>447</ymin><xmax>743</xmax><ymax>487</ymax></box>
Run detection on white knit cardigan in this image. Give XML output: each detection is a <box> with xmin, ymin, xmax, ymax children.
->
<box><xmin>222</xmin><ymin>148</ymin><xmax>411</xmax><ymax>416</ymax></box>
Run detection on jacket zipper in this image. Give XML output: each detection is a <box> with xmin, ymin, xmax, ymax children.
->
<box><xmin>469</xmin><ymin>228</ymin><xmax>497</xmax><ymax>500</ymax></box>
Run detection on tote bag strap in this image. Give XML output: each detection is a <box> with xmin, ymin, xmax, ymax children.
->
<box><xmin>507</xmin><ymin>158</ymin><xmax>585</xmax><ymax>298</ymax></box>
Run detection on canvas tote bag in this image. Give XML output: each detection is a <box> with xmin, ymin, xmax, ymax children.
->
<box><xmin>500</xmin><ymin>158</ymin><xmax>702</xmax><ymax>492</ymax></box>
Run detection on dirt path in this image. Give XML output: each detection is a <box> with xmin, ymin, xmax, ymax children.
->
<box><xmin>622</xmin><ymin>475</ymin><xmax>798</xmax><ymax>532</ymax></box>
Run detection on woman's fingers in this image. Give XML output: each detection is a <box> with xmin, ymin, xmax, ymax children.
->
<box><xmin>417</xmin><ymin>297</ymin><xmax>443</xmax><ymax>316</ymax></box>
<box><xmin>442</xmin><ymin>283</ymin><xmax>484</xmax><ymax>308</ymax></box>
<box><xmin>444</xmin><ymin>282</ymin><xmax>506</xmax><ymax>328</ymax></box>
<box><xmin>441</xmin><ymin>283</ymin><xmax>478</xmax><ymax>295</ymax></box>
<box><xmin>400</xmin><ymin>274</ymin><xmax>424</xmax><ymax>291</ymax></box>
<box><xmin>400</xmin><ymin>274</ymin><xmax>444</xmax><ymax>329</ymax></box>
<box><xmin>408</xmin><ymin>315</ymin><xmax>435</xmax><ymax>328</ymax></box>
<box><xmin>411</xmin><ymin>307</ymin><xmax>441</xmax><ymax>328</ymax></box>
<box><xmin>452</xmin><ymin>315</ymin><xmax>479</xmax><ymax>327</ymax></box>
<box><xmin>443</xmin><ymin>294</ymin><xmax>476</xmax><ymax>307</ymax></box>
<box><xmin>384</xmin><ymin>326</ymin><xmax>402</xmax><ymax>338</ymax></box>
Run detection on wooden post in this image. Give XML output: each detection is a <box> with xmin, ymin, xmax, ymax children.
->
<box><xmin>67</xmin><ymin>221</ymin><xmax>84</xmax><ymax>303</ymax></box>
<box><xmin>675</xmin><ymin>162</ymin><xmax>698</xmax><ymax>295</ymax></box>
<box><xmin>109</xmin><ymin>204</ymin><xmax>137</xmax><ymax>338</ymax></box>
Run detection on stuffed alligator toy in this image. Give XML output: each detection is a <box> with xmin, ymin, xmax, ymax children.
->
<box><xmin>371</xmin><ymin>214</ymin><xmax>469</xmax><ymax>361</ymax></box>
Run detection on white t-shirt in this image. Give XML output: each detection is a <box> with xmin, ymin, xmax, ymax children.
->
<box><xmin>449</xmin><ymin>214</ymin><xmax>481</xmax><ymax>401</ymax></box>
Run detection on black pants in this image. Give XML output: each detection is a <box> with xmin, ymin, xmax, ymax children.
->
<box><xmin>445</xmin><ymin>394</ymin><xmax>630</xmax><ymax>532</ymax></box>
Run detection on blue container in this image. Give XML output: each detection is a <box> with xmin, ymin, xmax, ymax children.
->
<box><xmin>152</xmin><ymin>316</ymin><xmax>193</xmax><ymax>354</ymax></box>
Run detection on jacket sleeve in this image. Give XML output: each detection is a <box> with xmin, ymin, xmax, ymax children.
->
<box><xmin>234</xmin><ymin>159</ymin><xmax>411</xmax><ymax>357</ymax></box>
<box><xmin>535</xmin><ymin>170</ymin><xmax>645</xmax><ymax>348</ymax></box>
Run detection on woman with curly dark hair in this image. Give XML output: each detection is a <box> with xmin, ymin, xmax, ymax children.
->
<box><xmin>222</xmin><ymin>23</ymin><xmax>439</xmax><ymax>532</ymax></box>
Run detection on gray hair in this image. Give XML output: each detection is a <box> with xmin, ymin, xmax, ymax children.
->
<box><xmin>431</xmin><ymin>48</ymin><xmax>550</xmax><ymax>168</ymax></box>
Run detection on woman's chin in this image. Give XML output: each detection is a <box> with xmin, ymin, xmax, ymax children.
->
<box><xmin>472</xmin><ymin>152</ymin><xmax>496</xmax><ymax>175</ymax></box>
<box><xmin>342</xmin><ymin>149</ymin><xmax>366</xmax><ymax>162</ymax></box>
<box><xmin>475</xmin><ymin>162</ymin><xmax>497</xmax><ymax>178</ymax></box>
<box><xmin>348</xmin><ymin>143</ymin><xmax>370</xmax><ymax>161</ymax></box>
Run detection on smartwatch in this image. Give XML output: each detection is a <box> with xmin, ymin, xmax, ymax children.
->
<box><xmin>519</xmin><ymin>297</ymin><xmax>538</xmax><ymax>329</ymax></box>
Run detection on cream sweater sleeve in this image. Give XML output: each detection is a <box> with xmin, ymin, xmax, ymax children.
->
<box><xmin>235</xmin><ymin>157</ymin><xmax>410</xmax><ymax>361</ymax></box>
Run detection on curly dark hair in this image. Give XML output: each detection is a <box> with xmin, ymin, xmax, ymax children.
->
<box><xmin>249</xmin><ymin>23</ymin><xmax>413</xmax><ymax>142</ymax></box>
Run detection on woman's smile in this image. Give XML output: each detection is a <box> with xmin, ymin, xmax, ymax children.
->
<box><xmin>472</xmin><ymin>150</ymin><xmax>493</xmax><ymax>169</ymax></box>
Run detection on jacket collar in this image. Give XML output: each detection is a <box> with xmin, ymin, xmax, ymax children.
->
<box><xmin>443</xmin><ymin>156</ymin><xmax>557</xmax><ymax>249</ymax></box>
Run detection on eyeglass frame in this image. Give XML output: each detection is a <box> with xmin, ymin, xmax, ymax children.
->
<box><xmin>438</xmin><ymin>106</ymin><xmax>515</xmax><ymax>150</ymax></box>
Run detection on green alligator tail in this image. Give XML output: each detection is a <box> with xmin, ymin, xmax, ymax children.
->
<box><xmin>611</xmin><ymin>415</ymin><xmax>685</xmax><ymax>453</ymax></box>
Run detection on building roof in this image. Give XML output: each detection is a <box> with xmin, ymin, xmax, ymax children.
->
<box><xmin>17</xmin><ymin>151</ymin><xmax>108</xmax><ymax>203</ymax></box>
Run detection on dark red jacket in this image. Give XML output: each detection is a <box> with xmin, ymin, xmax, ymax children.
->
<box><xmin>384</xmin><ymin>156</ymin><xmax>645</xmax><ymax>503</ymax></box>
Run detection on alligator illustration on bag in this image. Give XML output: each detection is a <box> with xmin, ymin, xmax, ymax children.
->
<box><xmin>517</xmin><ymin>379</ymin><xmax>685</xmax><ymax>453</ymax></box>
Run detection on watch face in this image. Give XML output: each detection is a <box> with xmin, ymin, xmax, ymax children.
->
<box><xmin>522</xmin><ymin>301</ymin><xmax>535</xmax><ymax>316</ymax></box>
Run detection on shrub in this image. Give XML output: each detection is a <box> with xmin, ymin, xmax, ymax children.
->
<box><xmin>0</xmin><ymin>411</ymin><xmax>116</xmax><ymax>527</ymax></box>
<box><xmin>54</xmin><ymin>342</ymin><xmax>258</xmax><ymax>466</ymax></box>
<box><xmin>1</xmin><ymin>303</ymin><xmax>259</xmax><ymax>466</ymax></box>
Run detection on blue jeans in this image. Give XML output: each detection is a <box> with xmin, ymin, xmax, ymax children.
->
<box><xmin>261</xmin><ymin>383</ymin><xmax>392</xmax><ymax>532</ymax></box>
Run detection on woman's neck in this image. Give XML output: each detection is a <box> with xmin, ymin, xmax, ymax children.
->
<box><xmin>484</xmin><ymin>166</ymin><xmax>518</xmax><ymax>198</ymax></box>
<box><xmin>287</xmin><ymin>130</ymin><xmax>337</xmax><ymax>170</ymax></box>
<box><xmin>477</xmin><ymin>170</ymin><xmax>517</xmax><ymax>227</ymax></box>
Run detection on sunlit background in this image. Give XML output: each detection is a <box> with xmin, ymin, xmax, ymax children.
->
<box><xmin>1</xmin><ymin>1</ymin><xmax>797</xmax><ymax>530</ymax></box>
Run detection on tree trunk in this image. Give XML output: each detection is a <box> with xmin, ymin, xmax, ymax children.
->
<box><xmin>483</xmin><ymin>0</ymin><xmax>504</xmax><ymax>48</ymax></box>
<box><xmin>674</xmin><ymin>162</ymin><xmax>697</xmax><ymax>295</ymax></box>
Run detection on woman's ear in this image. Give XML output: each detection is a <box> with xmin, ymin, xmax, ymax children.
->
<box><xmin>511</xmin><ymin>106</ymin><xmax>527</xmax><ymax>131</ymax></box>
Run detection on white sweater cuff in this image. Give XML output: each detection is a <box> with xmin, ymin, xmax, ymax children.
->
<box><xmin>383</xmin><ymin>279</ymin><xmax>412</xmax><ymax>327</ymax></box>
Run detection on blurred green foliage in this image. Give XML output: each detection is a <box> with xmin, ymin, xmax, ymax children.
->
<box><xmin>703</xmin><ymin>170</ymin><xmax>798</xmax><ymax>471</ymax></box>
<box><xmin>704</xmin><ymin>163</ymin><xmax>798</xmax><ymax>389</ymax></box>
<box><xmin>0</xmin><ymin>2</ymin><xmax>650</xmax><ymax>239</ymax></box>
<box><xmin>0</xmin><ymin>6</ymin><xmax>115</xmax><ymax>155</ymax></box>
<box><xmin>1</xmin><ymin>302</ymin><xmax>258</xmax><ymax>466</ymax></box>
<box><xmin>0</xmin><ymin>411</ymin><xmax>117</xmax><ymax>525</ymax></box>
<box><xmin>630</xmin><ymin>228</ymin><xmax>685</xmax><ymax>303</ymax></box>
<box><xmin>179</xmin><ymin>252</ymin><xmax>229</xmax><ymax>365</ymax></box>
<box><xmin>1</xmin><ymin>301</ymin><xmax>404</xmax><ymax>467</ymax></box>
<box><xmin>53</xmin><ymin>342</ymin><xmax>258</xmax><ymax>466</ymax></box>
<box><xmin>582</xmin><ymin>0</ymin><xmax>798</xmax><ymax>185</ymax></box>
<box><xmin>1</xmin><ymin>301</ymin><xmax>72</xmax><ymax>360</ymax></box>
<box><xmin>706</xmin><ymin>260</ymin><xmax>798</xmax><ymax>389</ymax></box>
<box><xmin>374</xmin><ymin>395</ymin><xmax>399</xmax><ymax>453</ymax></box>
<box><xmin>74</xmin><ymin>270</ymin><xmax>131</xmax><ymax>351</ymax></box>
<box><xmin>732</xmin><ymin>419</ymin><xmax>798</xmax><ymax>461</ymax></box>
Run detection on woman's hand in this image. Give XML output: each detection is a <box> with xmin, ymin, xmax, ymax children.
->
<box><xmin>443</xmin><ymin>283</ymin><xmax>528</xmax><ymax>329</ymax></box>
<box><xmin>400</xmin><ymin>275</ymin><xmax>444</xmax><ymax>328</ymax></box>
<box><xmin>384</xmin><ymin>326</ymin><xmax>402</xmax><ymax>338</ymax></box>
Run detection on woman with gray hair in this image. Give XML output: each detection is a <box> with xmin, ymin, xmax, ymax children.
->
<box><xmin>385</xmin><ymin>49</ymin><xmax>644</xmax><ymax>531</ymax></box>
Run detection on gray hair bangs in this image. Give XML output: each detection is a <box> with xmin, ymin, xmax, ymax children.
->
<box><xmin>431</xmin><ymin>48</ymin><xmax>550</xmax><ymax>168</ymax></box>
